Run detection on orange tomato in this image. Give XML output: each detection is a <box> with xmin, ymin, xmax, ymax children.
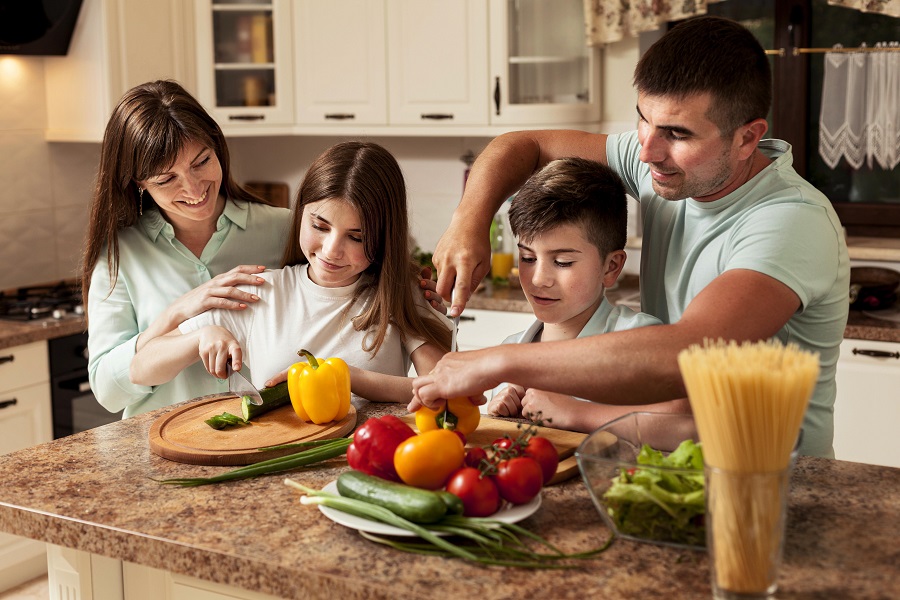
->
<box><xmin>393</xmin><ymin>429</ymin><xmax>466</xmax><ymax>490</ymax></box>
<box><xmin>414</xmin><ymin>396</ymin><xmax>481</xmax><ymax>435</ymax></box>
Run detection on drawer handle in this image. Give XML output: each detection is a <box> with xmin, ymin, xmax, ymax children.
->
<box><xmin>325</xmin><ymin>113</ymin><xmax>356</xmax><ymax>120</ymax></box>
<box><xmin>0</xmin><ymin>355</ymin><xmax>13</xmax><ymax>365</ymax></box>
<box><xmin>420</xmin><ymin>113</ymin><xmax>454</xmax><ymax>120</ymax></box>
<box><xmin>0</xmin><ymin>398</ymin><xmax>17</xmax><ymax>410</ymax></box>
<box><xmin>228</xmin><ymin>114</ymin><xmax>265</xmax><ymax>121</ymax></box>
<box><xmin>852</xmin><ymin>348</ymin><xmax>900</xmax><ymax>359</ymax></box>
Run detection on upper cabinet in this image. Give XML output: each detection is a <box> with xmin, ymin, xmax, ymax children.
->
<box><xmin>194</xmin><ymin>0</ymin><xmax>294</xmax><ymax>129</ymax></box>
<box><xmin>489</xmin><ymin>0</ymin><xmax>600</xmax><ymax>125</ymax></box>
<box><xmin>44</xmin><ymin>0</ymin><xmax>193</xmax><ymax>142</ymax></box>
<box><xmin>293</xmin><ymin>0</ymin><xmax>388</xmax><ymax>126</ymax></box>
<box><xmin>386</xmin><ymin>0</ymin><xmax>489</xmax><ymax>127</ymax></box>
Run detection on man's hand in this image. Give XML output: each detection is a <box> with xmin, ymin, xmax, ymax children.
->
<box><xmin>410</xmin><ymin>347</ymin><xmax>506</xmax><ymax>411</ymax></box>
<box><xmin>432</xmin><ymin>218</ymin><xmax>492</xmax><ymax>317</ymax></box>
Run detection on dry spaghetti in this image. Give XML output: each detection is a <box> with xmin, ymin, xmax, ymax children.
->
<box><xmin>677</xmin><ymin>338</ymin><xmax>819</xmax><ymax>595</ymax></box>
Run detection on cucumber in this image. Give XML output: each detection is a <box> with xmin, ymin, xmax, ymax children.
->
<box><xmin>336</xmin><ymin>471</ymin><xmax>448</xmax><ymax>524</ymax></box>
<box><xmin>241</xmin><ymin>381</ymin><xmax>290</xmax><ymax>421</ymax></box>
<box><xmin>436</xmin><ymin>490</ymin><xmax>464</xmax><ymax>516</ymax></box>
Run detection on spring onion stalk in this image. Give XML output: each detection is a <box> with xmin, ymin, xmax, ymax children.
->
<box><xmin>258</xmin><ymin>439</ymin><xmax>346</xmax><ymax>452</ymax></box>
<box><xmin>285</xmin><ymin>479</ymin><xmax>614</xmax><ymax>568</ymax></box>
<box><xmin>156</xmin><ymin>437</ymin><xmax>351</xmax><ymax>487</ymax></box>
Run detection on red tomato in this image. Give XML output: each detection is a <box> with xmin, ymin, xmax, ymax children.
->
<box><xmin>446</xmin><ymin>467</ymin><xmax>501</xmax><ymax>517</ymax></box>
<box><xmin>523</xmin><ymin>436</ymin><xmax>559</xmax><ymax>485</ymax></box>
<box><xmin>491</xmin><ymin>437</ymin><xmax>518</xmax><ymax>456</ymax></box>
<box><xmin>493</xmin><ymin>456</ymin><xmax>543</xmax><ymax>505</ymax></box>
<box><xmin>464</xmin><ymin>446</ymin><xmax>488</xmax><ymax>469</ymax></box>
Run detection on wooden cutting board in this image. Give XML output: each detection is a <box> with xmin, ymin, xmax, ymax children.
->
<box><xmin>400</xmin><ymin>414</ymin><xmax>604</xmax><ymax>486</ymax></box>
<box><xmin>149</xmin><ymin>393</ymin><xmax>356</xmax><ymax>466</ymax></box>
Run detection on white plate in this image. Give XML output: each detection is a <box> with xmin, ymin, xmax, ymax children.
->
<box><xmin>317</xmin><ymin>480</ymin><xmax>541</xmax><ymax>537</ymax></box>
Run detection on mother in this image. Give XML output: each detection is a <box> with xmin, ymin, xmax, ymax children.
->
<box><xmin>81</xmin><ymin>80</ymin><xmax>291</xmax><ymax>418</ymax></box>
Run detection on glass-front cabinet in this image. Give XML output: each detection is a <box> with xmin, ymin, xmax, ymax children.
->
<box><xmin>489</xmin><ymin>0</ymin><xmax>600</xmax><ymax>125</ymax></box>
<box><xmin>195</xmin><ymin>0</ymin><xmax>294</xmax><ymax>127</ymax></box>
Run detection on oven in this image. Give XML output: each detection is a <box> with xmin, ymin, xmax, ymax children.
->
<box><xmin>49</xmin><ymin>331</ymin><xmax>123</xmax><ymax>438</ymax></box>
<box><xmin>1</xmin><ymin>282</ymin><xmax>123</xmax><ymax>438</ymax></box>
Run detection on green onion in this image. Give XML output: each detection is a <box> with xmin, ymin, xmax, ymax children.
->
<box><xmin>285</xmin><ymin>479</ymin><xmax>614</xmax><ymax>568</ymax></box>
<box><xmin>156</xmin><ymin>437</ymin><xmax>351</xmax><ymax>487</ymax></box>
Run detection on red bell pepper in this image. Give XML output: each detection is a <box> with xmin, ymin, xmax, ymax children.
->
<box><xmin>346</xmin><ymin>415</ymin><xmax>415</xmax><ymax>481</ymax></box>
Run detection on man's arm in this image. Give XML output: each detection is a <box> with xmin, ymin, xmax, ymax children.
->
<box><xmin>412</xmin><ymin>269</ymin><xmax>801</xmax><ymax>407</ymax></box>
<box><xmin>435</xmin><ymin>129</ymin><xmax>609</xmax><ymax>316</ymax></box>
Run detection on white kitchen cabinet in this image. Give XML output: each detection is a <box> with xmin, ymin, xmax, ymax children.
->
<box><xmin>293</xmin><ymin>0</ymin><xmax>388</xmax><ymax>126</ymax></box>
<box><xmin>456</xmin><ymin>308</ymin><xmax>534</xmax><ymax>351</ymax></box>
<box><xmin>0</xmin><ymin>341</ymin><xmax>52</xmax><ymax>593</ymax></box>
<box><xmin>194</xmin><ymin>0</ymin><xmax>295</xmax><ymax>129</ymax></box>
<box><xmin>44</xmin><ymin>0</ymin><xmax>193</xmax><ymax>142</ymax></box>
<box><xmin>488</xmin><ymin>0</ymin><xmax>600</xmax><ymax>125</ymax></box>
<box><xmin>833</xmin><ymin>338</ymin><xmax>900</xmax><ymax>468</ymax></box>
<box><xmin>386</xmin><ymin>0</ymin><xmax>490</xmax><ymax>127</ymax></box>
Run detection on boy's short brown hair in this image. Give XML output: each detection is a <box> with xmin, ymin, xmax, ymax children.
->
<box><xmin>508</xmin><ymin>158</ymin><xmax>627</xmax><ymax>258</ymax></box>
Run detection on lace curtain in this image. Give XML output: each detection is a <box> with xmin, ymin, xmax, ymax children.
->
<box><xmin>819</xmin><ymin>43</ymin><xmax>900</xmax><ymax>170</ymax></box>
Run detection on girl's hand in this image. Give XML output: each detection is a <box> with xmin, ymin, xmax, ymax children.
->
<box><xmin>197</xmin><ymin>326</ymin><xmax>243</xmax><ymax>379</ymax></box>
<box><xmin>487</xmin><ymin>384</ymin><xmax>525</xmax><ymax>417</ymax></box>
<box><xmin>419</xmin><ymin>266</ymin><xmax>447</xmax><ymax>315</ymax></box>
<box><xmin>170</xmin><ymin>265</ymin><xmax>268</xmax><ymax>324</ymax></box>
<box><xmin>263</xmin><ymin>367</ymin><xmax>290</xmax><ymax>388</ymax></box>
<box><xmin>520</xmin><ymin>389</ymin><xmax>580</xmax><ymax>430</ymax></box>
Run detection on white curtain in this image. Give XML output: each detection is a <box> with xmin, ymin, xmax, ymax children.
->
<box><xmin>819</xmin><ymin>43</ymin><xmax>900</xmax><ymax>170</ymax></box>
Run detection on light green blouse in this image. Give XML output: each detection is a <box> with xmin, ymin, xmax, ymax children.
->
<box><xmin>87</xmin><ymin>199</ymin><xmax>291</xmax><ymax>418</ymax></box>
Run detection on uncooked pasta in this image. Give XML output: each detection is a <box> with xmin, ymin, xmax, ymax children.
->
<box><xmin>677</xmin><ymin>338</ymin><xmax>819</xmax><ymax>595</ymax></box>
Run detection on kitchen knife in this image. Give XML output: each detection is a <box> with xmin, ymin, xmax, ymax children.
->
<box><xmin>227</xmin><ymin>361</ymin><xmax>263</xmax><ymax>406</ymax></box>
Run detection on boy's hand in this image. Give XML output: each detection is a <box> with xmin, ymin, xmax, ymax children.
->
<box><xmin>197</xmin><ymin>326</ymin><xmax>243</xmax><ymax>379</ymax></box>
<box><xmin>487</xmin><ymin>384</ymin><xmax>525</xmax><ymax>417</ymax></box>
<box><xmin>520</xmin><ymin>389</ymin><xmax>580</xmax><ymax>430</ymax></box>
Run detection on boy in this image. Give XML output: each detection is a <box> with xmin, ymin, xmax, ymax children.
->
<box><xmin>487</xmin><ymin>158</ymin><xmax>689</xmax><ymax>432</ymax></box>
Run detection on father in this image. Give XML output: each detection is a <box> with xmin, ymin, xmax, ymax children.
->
<box><xmin>411</xmin><ymin>15</ymin><xmax>849</xmax><ymax>458</ymax></box>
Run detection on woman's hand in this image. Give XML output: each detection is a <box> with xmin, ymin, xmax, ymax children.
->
<box><xmin>197</xmin><ymin>326</ymin><xmax>243</xmax><ymax>379</ymax></box>
<box><xmin>487</xmin><ymin>384</ymin><xmax>525</xmax><ymax>417</ymax></box>
<box><xmin>170</xmin><ymin>265</ymin><xmax>268</xmax><ymax>323</ymax></box>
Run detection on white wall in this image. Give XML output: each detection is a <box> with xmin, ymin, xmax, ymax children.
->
<box><xmin>0</xmin><ymin>37</ymin><xmax>644</xmax><ymax>291</ymax></box>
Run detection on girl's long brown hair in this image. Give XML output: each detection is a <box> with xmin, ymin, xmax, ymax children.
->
<box><xmin>80</xmin><ymin>80</ymin><xmax>269</xmax><ymax>311</ymax></box>
<box><xmin>282</xmin><ymin>142</ymin><xmax>451</xmax><ymax>355</ymax></box>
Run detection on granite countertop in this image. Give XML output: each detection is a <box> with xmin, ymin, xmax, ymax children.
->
<box><xmin>0</xmin><ymin>401</ymin><xmax>898</xmax><ymax>600</ymax></box>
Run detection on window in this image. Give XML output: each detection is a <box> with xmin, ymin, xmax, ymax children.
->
<box><xmin>677</xmin><ymin>0</ymin><xmax>900</xmax><ymax>238</ymax></box>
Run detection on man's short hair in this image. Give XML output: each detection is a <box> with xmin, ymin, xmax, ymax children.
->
<box><xmin>633</xmin><ymin>15</ymin><xmax>772</xmax><ymax>134</ymax></box>
<box><xmin>509</xmin><ymin>157</ymin><xmax>627</xmax><ymax>258</ymax></box>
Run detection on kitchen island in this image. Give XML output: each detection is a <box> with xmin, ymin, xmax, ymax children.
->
<box><xmin>0</xmin><ymin>400</ymin><xmax>897</xmax><ymax>600</ymax></box>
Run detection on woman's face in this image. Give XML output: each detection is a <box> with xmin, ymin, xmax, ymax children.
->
<box><xmin>137</xmin><ymin>139</ymin><xmax>224</xmax><ymax>229</ymax></box>
<box><xmin>299</xmin><ymin>198</ymin><xmax>372</xmax><ymax>288</ymax></box>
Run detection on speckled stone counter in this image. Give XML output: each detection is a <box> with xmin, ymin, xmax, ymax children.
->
<box><xmin>0</xmin><ymin>401</ymin><xmax>897</xmax><ymax>600</ymax></box>
<box><xmin>0</xmin><ymin>317</ymin><xmax>84</xmax><ymax>350</ymax></box>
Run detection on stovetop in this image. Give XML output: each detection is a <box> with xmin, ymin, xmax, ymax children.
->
<box><xmin>0</xmin><ymin>281</ymin><xmax>84</xmax><ymax>322</ymax></box>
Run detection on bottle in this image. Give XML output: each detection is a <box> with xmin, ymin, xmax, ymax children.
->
<box><xmin>490</xmin><ymin>213</ymin><xmax>514</xmax><ymax>280</ymax></box>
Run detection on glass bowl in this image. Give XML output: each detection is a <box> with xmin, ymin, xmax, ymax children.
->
<box><xmin>575</xmin><ymin>412</ymin><xmax>706</xmax><ymax>551</ymax></box>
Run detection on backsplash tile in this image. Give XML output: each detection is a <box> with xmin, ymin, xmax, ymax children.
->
<box><xmin>0</xmin><ymin>132</ymin><xmax>52</xmax><ymax>213</ymax></box>
<box><xmin>0</xmin><ymin>210</ymin><xmax>60</xmax><ymax>289</ymax></box>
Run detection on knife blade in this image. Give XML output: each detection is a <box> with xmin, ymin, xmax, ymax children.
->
<box><xmin>227</xmin><ymin>361</ymin><xmax>263</xmax><ymax>406</ymax></box>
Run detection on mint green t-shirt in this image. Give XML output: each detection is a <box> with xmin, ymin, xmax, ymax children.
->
<box><xmin>87</xmin><ymin>199</ymin><xmax>291</xmax><ymax>418</ymax></box>
<box><xmin>607</xmin><ymin>132</ymin><xmax>850</xmax><ymax>458</ymax></box>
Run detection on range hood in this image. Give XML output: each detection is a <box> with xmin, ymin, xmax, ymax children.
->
<box><xmin>0</xmin><ymin>0</ymin><xmax>83</xmax><ymax>56</ymax></box>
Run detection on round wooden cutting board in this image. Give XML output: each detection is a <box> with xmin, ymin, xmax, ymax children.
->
<box><xmin>149</xmin><ymin>394</ymin><xmax>357</xmax><ymax>466</ymax></box>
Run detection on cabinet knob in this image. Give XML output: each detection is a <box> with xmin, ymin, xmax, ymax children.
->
<box><xmin>852</xmin><ymin>348</ymin><xmax>900</xmax><ymax>359</ymax></box>
<box><xmin>0</xmin><ymin>398</ymin><xmax>17</xmax><ymax>410</ymax></box>
<box><xmin>0</xmin><ymin>355</ymin><xmax>13</xmax><ymax>366</ymax></box>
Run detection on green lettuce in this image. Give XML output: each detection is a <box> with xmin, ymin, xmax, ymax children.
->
<box><xmin>602</xmin><ymin>439</ymin><xmax>706</xmax><ymax>548</ymax></box>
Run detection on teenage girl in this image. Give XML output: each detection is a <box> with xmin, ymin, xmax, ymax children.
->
<box><xmin>130</xmin><ymin>142</ymin><xmax>452</xmax><ymax>403</ymax></box>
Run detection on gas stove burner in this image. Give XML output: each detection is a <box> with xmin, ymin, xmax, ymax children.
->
<box><xmin>0</xmin><ymin>281</ymin><xmax>84</xmax><ymax>322</ymax></box>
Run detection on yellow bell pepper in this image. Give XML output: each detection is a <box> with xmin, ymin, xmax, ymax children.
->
<box><xmin>288</xmin><ymin>349</ymin><xmax>351</xmax><ymax>424</ymax></box>
<box><xmin>415</xmin><ymin>396</ymin><xmax>481</xmax><ymax>436</ymax></box>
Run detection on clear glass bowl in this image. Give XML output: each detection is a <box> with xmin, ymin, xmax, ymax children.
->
<box><xmin>575</xmin><ymin>412</ymin><xmax>706</xmax><ymax>551</ymax></box>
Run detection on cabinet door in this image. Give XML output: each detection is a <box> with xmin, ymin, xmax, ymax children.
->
<box><xmin>456</xmin><ymin>309</ymin><xmax>535</xmax><ymax>351</ymax></box>
<box><xmin>488</xmin><ymin>0</ymin><xmax>600</xmax><ymax>125</ymax></box>
<box><xmin>195</xmin><ymin>0</ymin><xmax>294</xmax><ymax>128</ymax></box>
<box><xmin>833</xmin><ymin>338</ymin><xmax>900</xmax><ymax>468</ymax></box>
<box><xmin>294</xmin><ymin>0</ymin><xmax>387</xmax><ymax>125</ymax></box>
<box><xmin>45</xmin><ymin>0</ymin><xmax>191</xmax><ymax>142</ymax></box>
<box><xmin>386</xmin><ymin>0</ymin><xmax>489</xmax><ymax>126</ymax></box>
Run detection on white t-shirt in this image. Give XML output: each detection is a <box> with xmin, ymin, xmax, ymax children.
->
<box><xmin>180</xmin><ymin>264</ymin><xmax>447</xmax><ymax>402</ymax></box>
